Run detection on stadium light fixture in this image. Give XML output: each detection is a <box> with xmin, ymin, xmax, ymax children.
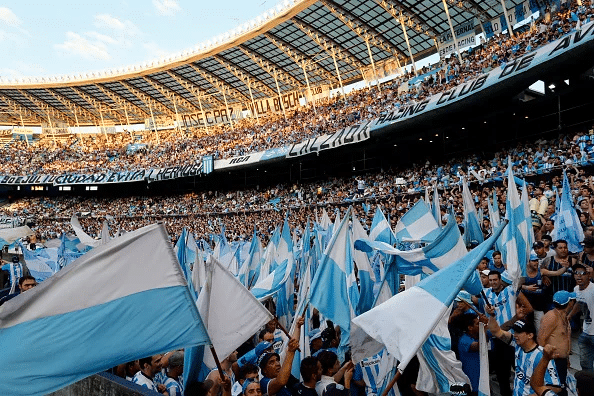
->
<box><xmin>548</xmin><ymin>83</ymin><xmax>555</xmax><ymax>89</ymax></box>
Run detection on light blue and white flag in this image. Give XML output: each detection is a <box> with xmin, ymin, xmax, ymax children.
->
<box><xmin>356</xmin><ymin>217</ymin><xmax>467</xmax><ymax>276</ymax></box>
<box><xmin>239</xmin><ymin>231</ymin><xmax>263</xmax><ymax>288</ymax></box>
<box><xmin>462</xmin><ymin>177</ymin><xmax>484</xmax><ymax>246</ymax></box>
<box><xmin>309</xmin><ymin>207</ymin><xmax>360</xmax><ymax>357</ymax></box>
<box><xmin>415</xmin><ymin>305</ymin><xmax>470</xmax><ymax>393</ymax></box>
<box><xmin>503</xmin><ymin>164</ymin><xmax>529</xmax><ymax>282</ymax></box>
<box><xmin>197</xmin><ymin>256</ymin><xmax>273</xmax><ymax>370</ymax></box>
<box><xmin>352</xmin><ymin>211</ymin><xmax>376</xmax><ymax>315</ymax></box>
<box><xmin>433</xmin><ymin>186</ymin><xmax>442</xmax><ymax>228</ymax></box>
<box><xmin>369</xmin><ymin>206</ymin><xmax>394</xmax><ymax>244</ymax></box>
<box><xmin>394</xmin><ymin>200</ymin><xmax>440</xmax><ymax>243</ymax></box>
<box><xmin>18</xmin><ymin>242</ymin><xmax>56</xmax><ymax>282</ymax></box>
<box><xmin>478</xmin><ymin>322</ymin><xmax>490</xmax><ymax>396</ymax></box>
<box><xmin>551</xmin><ymin>171</ymin><xmax>584</xmax><ymax>252</ymax></box>
<box><xmin>1</xmin><ymin>223</ymin><xmax>209</xmax><ymax>396</ymax></box>
<box><xmin>251</xmin><ymin>258</ymin><xmax>291</xmax><ymax>301</ymax></box>
<box><xmin>521</xmin><ymin>180</ymin><xmax>536</xmax><ymax>254</ymax></box>
<box><xmin>258</xmin><ymin>226</ymin><xmax>280</xmax><ymax>280</ymax></box>
<box><xmin>351</xmin><ymin>222</ymin><xmax>506</xmax><ymax>369</ymax></box>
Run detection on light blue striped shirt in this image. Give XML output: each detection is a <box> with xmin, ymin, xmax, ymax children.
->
<box><xmin>483</xmin><ymin>286</ymin><xmax>516</xmax><ymax>325</ymax></box>
<box><xmin>510</xmin><ymin>340</ymin><xmax>560</xmax><ymax>396</ymax></box>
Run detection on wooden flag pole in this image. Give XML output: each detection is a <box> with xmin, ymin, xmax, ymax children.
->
<box><xmin>210</xmin><ymin>345</ymin><xmax>225</xmax><ymax>380</ymax></box>
<box><xmin>381</xmin><ymin>370</ymin><xmax>402</xmax><ymax>396</ymax></box>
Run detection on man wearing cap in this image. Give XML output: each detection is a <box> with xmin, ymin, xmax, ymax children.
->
<box><xmin>524</xmin><ymin>252</ymin><xmax>569</xmax><ymax>331</ymax></box>
<box><xmin>259</xmin><ymin>316</ymin><xmax>303</xmax><ymax>396</ymax></box>
<box><xmin>487</xmin><ymin>316</ymin><xmax>562</xmax><ymax>396</ymax></box>
<box><xmin>538</xmin><ymin>291</ymin><xmax>575</xmax><ymax>387</ymax></box>
<box><xmin>309</xmin><ymin>329</ymin><xmax>323</xmax><ymax>356</ymax></box>
<box><xmin>579</xmin><ymin>236</ymin><xmax>594</xmax><ymax>268</ymax></box>
<box><xmin>569</xmin><ymin>262</ymin><xmax>594</xmax><ymax>371</ymax></box>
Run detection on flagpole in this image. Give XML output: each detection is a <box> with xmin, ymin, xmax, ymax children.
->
<box><xmin>381</xmin><ymin>370</ymin><xmax>402</xmax><ymax>396</ymax></box>
<box><xmin>210</xmin><ymin>345</ymin><xmax>226</xmax><ymax>380</ymax></box>
<box><xmin>274</xmin><ymin>316</ymin><xmax>302</xmax><ymax>352</ymax></box>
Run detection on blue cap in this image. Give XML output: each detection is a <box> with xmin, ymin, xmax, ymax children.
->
<box><xmin>529</xmin><ymin>253</ymin><xmax>539</xmax><ymax>261</ymax></box>
<box><xmin>501</xmin><ymin>270</ymin><xmax>512</xmax><ymax>284</ymax></box>
<box><xmin>254</xmin><ymin>341</ymin><xmax>272</xmax><ymax>356</ymax></box>
<box><xmin>553</xmin><ymin>290</ymin><xmax>576</xmax><ymax>306</ymax></box>
<box><xmin>309</xmin><ymin>328</ymin><xmax>322</xmax><ymax>342</ymax></box>
<box><xmin>242</xmin><ymin>378</ymin><xmax>259</xmax><ymax>394</ymax></box>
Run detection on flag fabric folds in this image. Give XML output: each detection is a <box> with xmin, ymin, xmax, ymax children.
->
<box><xmin>355</xmin><ymin>217</ymin><xmax>467</xmax><ymax>276</ymax></box>
<box><xmin>197</xmin><ymin>256</ymin><xmax>273</xmax><ymax>369</ymax></box>
<box><xmin>393</xmin><ymin>200</ymin><xmax>440</xmax><ymax>243</ymax></box>
<box><xmin>462</xmin><ymin>177</ymin><xmax>484</xmax><ymax>246</ymax></box>
<box><xmin>0</xmin><ymin>223</ymin><xmax>209</xmax><ymax>396</ymax></box>
<box><xmin>478</xmin><ymin>322</ymin><xmax>490</xmax><ymax>396</ymax></box>
<box><xmin>551</xmin><ymin>171</ymin><xmax>584</xmax><ymax>252</ymax></box>
<box><xmin>351</xmin><ymin>222</ymin><xmax>506</xmax><ymax>370</ymax></box>
<box><xmin>309</xmin><ymin>207</ymin><xmax>359</xmax><ymax>357</ymax></box>
<box><xmin>415</xmin><ymin>306</ymin><xmax>470</xmax><ymax>393</ymax></box>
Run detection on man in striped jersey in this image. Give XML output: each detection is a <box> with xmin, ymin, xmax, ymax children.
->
<box><xmin>352</xmin><ymin>349</ymin><xmax>398</xmax><ymax>396</ymax></box>
<box><xmin>488</xmin><ymin>317</ymin><xmax>562</xmax><ymax>396</ymax></box>
<box><xmin>484</xmin><ymin>271</ymin><xmax>517</xmax><ymax>396</ymax></box>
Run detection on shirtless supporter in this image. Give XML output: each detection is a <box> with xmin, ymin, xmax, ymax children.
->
<box><xmin>538</xmin><ymin>291</ymin><xmax>575</xmax><ymax>387</ymax></box>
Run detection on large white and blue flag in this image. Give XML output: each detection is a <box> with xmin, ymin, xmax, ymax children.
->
<box><xmin>18</xmin><ymin>242</ymin><xmax>56</xmax><ymax>282</ymax></box>
<box><xmin>309</xmin><ymin>207</ymin><xmax>360</xmax><ymax>358</ymax></box>
<box><xmin>433</xmin><ymin>185</ymin><xmax>442</xmax><ymax>228</ymax></box>
<box><xmin>503</xmin><ymin>164</ymin><xmax>530</xmax><ymax>281</ymax></box>
<box><xmin>394</xmin><ymin>200</ymin><xmax>440</xmax><ymax>243</ymax></box>
<box><xmin>551</xmin><ymin>171</ymin><xmax>584</xmax><ymax>252</ymax></box>
<box><xmin>1</xmin><ymin>223</ymin><xmax>210</xmax><ymax>396</ymax></box>
<box><xmin>352</xmin><ymin>211</ymin><xmax>376</xmax><ymax>315</ymax></box>
<box><xmin>462</xmin><ymin>177</ymin><xmax>484</xmax><ymax>246</ymax></box>
<box><xmin>238</xmin><ymin>231</ymin><xmax>263</xmax><ymax>288</ymax></box>
<box><xmin>369</xmin><ymin>206</ymin><xmax>393</xmax><ymax>244</ymax></box>
<box><xmin>478</xmin><ymin>322</ymin><xmax>490</xmax><ymax>396</ymax></box>
<box><xmin>351</xmin><ymin>222</ymin><xmax>506</xmax><ymax>371</ymax></box>
<box><xmin>197</xmin><ymin>256</ymin><xmax>273</xmax><ymax>370</ymax></box>
<box><xmin>415</xmin><ymin>306</ymin><xmax>470</xmax><ymax>393</ymax></box>
<box><xmin>356</xmin><ymin>217</ymin><xmax>467</xmax><ymax>276</ymax></box>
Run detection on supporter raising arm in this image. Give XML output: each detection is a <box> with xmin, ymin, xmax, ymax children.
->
<box><xmin>260</xmin><ymin>316</ymin><xmax>304</xmax><ymax>396</ymax></box>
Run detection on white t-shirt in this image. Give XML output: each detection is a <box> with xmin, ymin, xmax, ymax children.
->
<box><xmin>575</xmin><ymin>282</ymin><xmax>594</xmax><ymax>335</ymax></box>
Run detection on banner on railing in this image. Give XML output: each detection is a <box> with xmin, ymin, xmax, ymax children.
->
<box><xmin>0</xmin><ymin>163</ymin><xmax>204</xmax><ymax>186</ymax></box>
<box><xmin>247</xmin><ymin>91</ymin><xmax>303</xmax><ymax>117</ymax></box>
<box><xmin>180</xmin><ymin>106</ymin><xmax>242</xmax><ymax>128</ymax></box>
<box><xmin>286</xmin><ymin>119</ymin><xmax>374</xmax><ymax>158</ymax></box>
<box><xmin>438</xmin><ymin>20</ymin><xmax>477</xmax><ymax>58</ymax></box>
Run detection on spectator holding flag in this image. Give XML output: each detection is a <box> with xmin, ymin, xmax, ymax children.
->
<box><xmin>259</xmin><ymin>316</ymin><xmax>303</xmax><ymax>396</ymax></box>
<box><xmin>487</xmin><ymin>315</ymin><xmax>562</xmax><ymax>396</ymax></box>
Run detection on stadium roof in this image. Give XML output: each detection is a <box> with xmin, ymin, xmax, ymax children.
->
<box><xmin>0</xmin><ymin>0</ymin><xmax>525</xmax><ymax>127</ymax></box>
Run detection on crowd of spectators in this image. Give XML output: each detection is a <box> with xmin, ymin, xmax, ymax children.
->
<box><xmin>0</xmin><ymin>0</ymin><xmax>591</xmax><ymax>176</ymax></box>
<box><xmin>3</xmin><ymin>127</ymin><xmax>594</xmax><ymax>247</ymax></box>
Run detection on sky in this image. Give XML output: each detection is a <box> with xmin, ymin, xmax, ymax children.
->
<box><xmin>0</xmin><ymin>0</ymin><xmax>284</xmax><ymax>79</ymax></box>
